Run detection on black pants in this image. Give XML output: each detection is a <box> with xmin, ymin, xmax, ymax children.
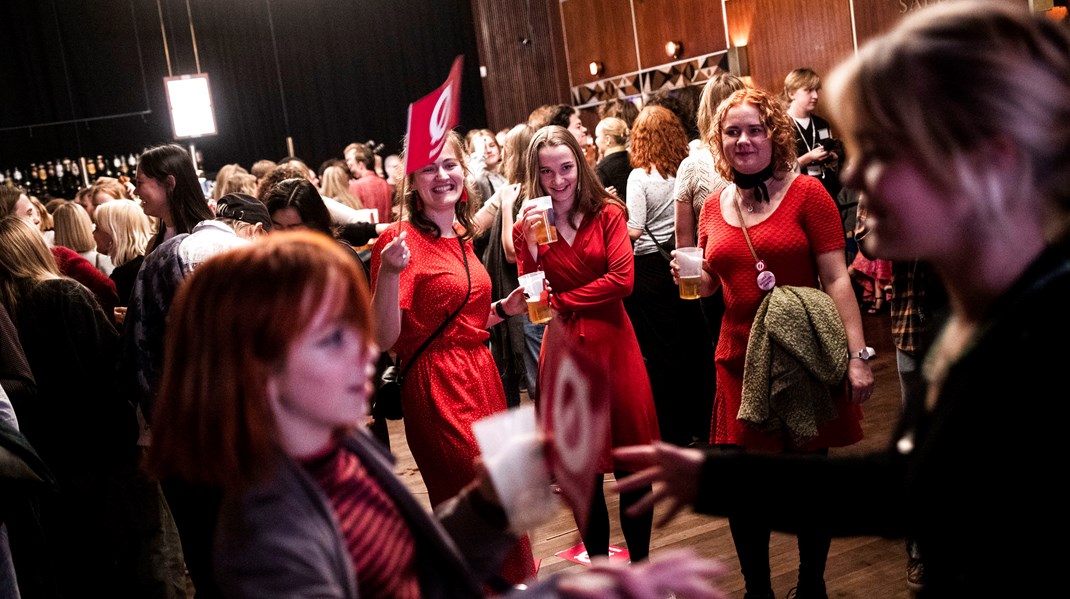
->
<box><xmin>721</xmin><ymin>445</ymin><xmax>831</xmax><ymax>596</ymax></box>
<box><xmin>624</xmin><ymin>252</ymin><xmax>716</xmax><ymax>446</ymax></box>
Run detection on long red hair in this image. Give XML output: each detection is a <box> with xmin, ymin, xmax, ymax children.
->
<box><xmin>629</xmin><ymin>105</ymin><xmax>689</xmax><ymax>178</ymax></box>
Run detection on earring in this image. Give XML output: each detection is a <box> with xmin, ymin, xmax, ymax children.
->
<box><xmin>460</xmin><ymin>188</ymin><xmax>469</xmax><ymax>204</ymax></box>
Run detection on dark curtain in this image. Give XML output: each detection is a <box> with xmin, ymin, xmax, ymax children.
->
<box><xmin>0</xmin><ymin>0</ymin><xmax>487</xmax><ymax>176</ymax></box>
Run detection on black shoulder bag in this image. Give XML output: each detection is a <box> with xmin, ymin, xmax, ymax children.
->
<box><xmin>373</xmin><ymin>237</ymin><xmax>472</xmax><ymax>420</ymax></box>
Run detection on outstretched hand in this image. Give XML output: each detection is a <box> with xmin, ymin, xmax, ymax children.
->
<box><xmin>613</xmin><ymin>443</ymin><xmax>706</xmax><ymax>528</ymax></box>
<box><xmin>557</xmin><ymin>548</ymin><xmax>727</xmax><ymax>599</ymax></box>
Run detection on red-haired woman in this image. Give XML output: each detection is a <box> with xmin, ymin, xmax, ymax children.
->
<box><xmin>370</xmin><ymin>131</ymin><xmax>535</xmax><ymax>587</ymax></box>
<box><xmin>515</xmin><ymin>125</ymin><xmax>660</xmax><ymax>562</ymax></box>
<box><xmin>149</xmin><ymin>232</ymin><xmax>526</xmax><ymax>597</ymax></box>
<box><xmin>624</xmin><ymin>106</ymin><xmax>716</xmax><ymax>448</ymax></box>
<box><xmin>673</xmin><ymin>88</ymin><xmax>870</xmax><ymax>599</ymax></box>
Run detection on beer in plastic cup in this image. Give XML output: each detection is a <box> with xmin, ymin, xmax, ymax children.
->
<box><xmin>518</xmin><ymin>271</ymin><xmax>553</xmax><ymax>324</ymax></box>
<box><xmin>676</xmin><ymin>247</ymin><xmax>704</xmax><ymax>300</ymax></box>
<box><xmin>530</xmin><ymin>196</ymin><xmax>557</xmax><ymax>245</ymax></box>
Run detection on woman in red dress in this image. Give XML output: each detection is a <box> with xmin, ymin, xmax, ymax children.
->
<box><xmin>690</xmin><ymin>88</ymin><xmax>872</xmax><ymax>599</ymax></box>
<box><xmin>370</xmin><ymin>131</ymin><xmax>534</xmax><ymax>587</ymax></box>
<box><xmin>514</xmin><ymin>125</ymin><xmax>660</xmax><ymax>562</ymax></box>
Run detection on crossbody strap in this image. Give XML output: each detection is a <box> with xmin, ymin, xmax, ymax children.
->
<box><xmin>643</xmin><ymin>221</ymin><xmax>674</xmax><ymax>259</ymax></box>
<box><xmin>398</xmin><ymin>236</ymin><xmax>471</xmax><ymax>380</ymax></box>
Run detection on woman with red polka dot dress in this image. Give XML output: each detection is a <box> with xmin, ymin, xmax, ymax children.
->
<box><xmin>370</xmin><ymin>131</ymin><xmax>534</xmax><ymax>588</ymax></box>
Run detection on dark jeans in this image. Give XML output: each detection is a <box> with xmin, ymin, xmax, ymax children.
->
<box><xmin>522</xmin><ymin>320</ymin><xmax>545</xmax><ymax>404</ymax></box>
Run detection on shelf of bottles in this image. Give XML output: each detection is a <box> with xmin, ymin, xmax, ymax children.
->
<box><xmin>0</xmin><ymin>154</ymin><xmax>139</xmax><ymax>199</ymax></box>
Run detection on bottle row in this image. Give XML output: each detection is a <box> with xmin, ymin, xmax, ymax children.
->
<box><xmin>0</xmin><ymin>154</ymin><xmax>139</xmax><ymax>200</ymax></box>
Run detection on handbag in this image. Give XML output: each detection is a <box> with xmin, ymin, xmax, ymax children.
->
<box><xmin>373</xmin><ymin>237</ymin><xmax>472</xmax><ymax>420</ymax></box>
<box><xmin>643</xmin><ymin>221</ymin><xmax>675</xmax><ymax>261</ymax></box>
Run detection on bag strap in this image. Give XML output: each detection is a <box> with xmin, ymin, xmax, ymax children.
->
<box><xmin>398</xmin><ymin>236</ymin><xmax>471</xmax><ymax>379</ymax></box>
<box><xmin>643</xmin><ymin>221</ymin><xmax>674</xmax><ymax>260</ymax></box>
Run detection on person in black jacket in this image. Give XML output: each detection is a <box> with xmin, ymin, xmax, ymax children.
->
<box><xmin>618</xmin><ymin>3</ymin><xmax>1070</xmax><ymax>598</ymax></box>
<box><xmin>784</xmin><ymin>68</ymin><xmax>842</xmax><ymax>201</ymax></box>
<box><xmin>594</xmin><ymin>116</ymin><xmax>631</xmax><ymax>200</ymax></box>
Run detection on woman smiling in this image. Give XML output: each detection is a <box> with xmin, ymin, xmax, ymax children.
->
<box><xmin>370</xmin><ymin>131</ymin><xmax>533</xmax><ymax>587</ymax></box>
<box><xmin>515</xmin><ymin>125</ymin><xmax>660</xmax><ymax>563</ymax></box>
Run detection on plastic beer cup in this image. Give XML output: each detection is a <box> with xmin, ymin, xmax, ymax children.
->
<box><xmin>530</xmin><ymin>196</ymin><xmax>557</xmax><ymax>245</ymax></box>
<box><xmin>676</xmin><ymin>247</ymin><xmax>704</xmax><ymax>300</ymax></box>
<box><xmin>518</xmin><ymin>271</ymin><xmax>553</xmax><ymax>324</ymax></box>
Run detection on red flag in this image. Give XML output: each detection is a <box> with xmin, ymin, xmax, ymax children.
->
<box><xmin>538</xmin><ymin>322</ymin><xmax>610</xmax><ymax>536</ymax></box>
<box><xmin>404</xmin><ymin>55</ymin><xmax>464</xmax><ymax>175</ymax></box>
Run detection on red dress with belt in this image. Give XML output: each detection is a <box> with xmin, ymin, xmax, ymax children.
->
<box><xmin>698</xmin><ymin>176</ymin><xmax>863</xmax><ymax>452</ymax></box>
<box><xmin>370</xmin><ymin>222</ymin><xmax>534</xmax><ymax>584</ymax></box>
<box><xmin>514</xmin><ymin>203</ymin><xmax>660</xmax><ymax>472</ymax></box>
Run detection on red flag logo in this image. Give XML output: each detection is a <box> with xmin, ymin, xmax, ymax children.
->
<box><xmin>404</xmin><ymin>55</ymin><xmax>464</xmax><ymax>175</ymax></box>
<box><xmin>538</xmin><ymin>323</ymin><xmax>610</xmax><ymax>536</ymax></box>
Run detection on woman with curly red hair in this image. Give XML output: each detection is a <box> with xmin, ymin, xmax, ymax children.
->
<box><xmin>667</xmin><ymin>87</ymin><xmax>870</xmax><ymax>599</ymax></box>
<box><xmin>624</xmin><ymin>105</ymin><xmax>715</xmax><ymax>447</ymax></box>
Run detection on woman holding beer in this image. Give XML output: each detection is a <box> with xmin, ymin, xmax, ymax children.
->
<box><xmin>514</xmin><ymin>125</ymin><xmax>660</xmax><ymax>562</ymax></box>
<box><xmin>369</xmin><ymin>131</ymin><xmax>534</xmax><ymax>587</ymax></box>
<box><xmin>672</xmin><ymin>87</ymin><xmax>871</xmax><ymax>599</ymax></box>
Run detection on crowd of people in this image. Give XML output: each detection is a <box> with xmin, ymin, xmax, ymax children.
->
<box><xmin>1</xmin><ymin>2</ymin><xmax>1067</xmax><ymax>598</ymax></box>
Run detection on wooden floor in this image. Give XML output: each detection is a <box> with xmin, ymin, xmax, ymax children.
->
<box><xmin>387</xmin><ymin>310</ymin><xmax>910</xmax><ymax>599</ymax></box>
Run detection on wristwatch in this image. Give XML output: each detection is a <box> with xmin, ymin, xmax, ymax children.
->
<box><xmin>850</xmin><ymin>346</ymin><xmax>876</xmax><ymax>361</ymax></box>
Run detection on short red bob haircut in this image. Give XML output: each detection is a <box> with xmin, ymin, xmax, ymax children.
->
<box><xmin>145</xmin><ymin>231</ymin><xmax>374</xmax><ymax>490</ymax></box>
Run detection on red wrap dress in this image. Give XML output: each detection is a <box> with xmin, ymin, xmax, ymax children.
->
<box><xmin>370</xmin><ymin>222</ymin><xmax>534</xmax><ymax>584</ymax></box>
<box><xmin>514</xmin><ymin>203</ymin><xmax>660</xmax><ymax>472</ymax></box>
<box><xmin>698</xmin><ymin>176</ymin><xmax>863</xmax><ymax>452</ymax></box>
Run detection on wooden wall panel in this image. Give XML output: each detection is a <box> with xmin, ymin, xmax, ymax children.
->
<box><xmin>560</xmin><ymin>0</ymin><xmax>639</xmax><ymax>86</ymax></box>
<box><xmin>632</xmin><ymin>0</ymin><xmax>728</xmax><ymax>68</ymax></box>
<box><xmin>725</xmin><ymin>0</ymin><xmax>854</xmax><ymax>95</ymax></box>
<box><xmin>470</xmin><ymin>0</ymin><xmax>571</xmax><ymax>131</ymax></box>
<box><xmin>853</xmin><ymin>0</ymin><xmax>1030</xmax><ymax>46</ymax></box>
<box><xmin>471</xmin><ymin>0</ymin><xmax>1041</xmax><ymax>134</ymax></box>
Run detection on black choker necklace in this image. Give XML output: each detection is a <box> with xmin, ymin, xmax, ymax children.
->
<box><xmin>732</xmin><ymin>163</ymin><xmax>776</xmax><ymax>204</ymax></box>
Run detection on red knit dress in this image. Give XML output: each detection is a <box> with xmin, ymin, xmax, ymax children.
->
<box><xmin>370</xmin><ymin>222</ymin><xmax>535</xmax><ymax>585</ymax></box>
<box><xmin>698</xmin><ymin>176</ymin><xmax>863</xmax><ymax>452</ymax></box>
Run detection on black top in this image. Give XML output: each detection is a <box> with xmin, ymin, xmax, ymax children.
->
<box><xmin>12</xmin><ymin>278</ymin><xmax>135</xmax><ymax>471</ymax></box>
<box><xmin>110</xmin><ymin>255</ymin><xmax>145</xmax><ymax>307</ymax></box>
<box><xmin>596</xmin><ymin>151</ymin><xmax>631</xmax><ymax>201</ymax></box>
<box><xmin>792</xmin><ymin>113</ymin><xmax>842</xmax><ymax>200</ymax></box>
<box><xmin>693</xmin><ymin>240</ymin><xmax>1070</xmax><ymax>597</ymax></box>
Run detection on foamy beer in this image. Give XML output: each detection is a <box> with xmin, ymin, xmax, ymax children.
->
<box><xmin>676</xmin><ymin>247</ymin><xmax>704</xmax><ymax>300</ymax></box>
<box><xmin>518</xmin><ymin>271</ymin><xmax>553</xmax><ymax>324</ymax></box>
<box><xmin>530</xmin><ymin>196</ymin><xmax>558</xmax><ymax>245</ymax></box>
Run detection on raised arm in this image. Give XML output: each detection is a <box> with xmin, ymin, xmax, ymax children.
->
<box><xmin>370</xmin><ymin>231</ymin><xmax>409</xmax><ymax>351</ymax></box>
<box><xmin>472</xmin><ymin>191</ymin><xmax>500</xmax><ymax>235</ymax></box>
<box><xmin>498</xmin><ymin>184</ymin><xmax>521</xmax><ymax>264</ymax></box>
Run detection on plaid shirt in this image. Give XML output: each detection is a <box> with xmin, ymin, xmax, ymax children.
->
<box><xmin>889</xmin><ymin>260</ymin><xmax>948</xmax><ymax>353</ymax></box>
